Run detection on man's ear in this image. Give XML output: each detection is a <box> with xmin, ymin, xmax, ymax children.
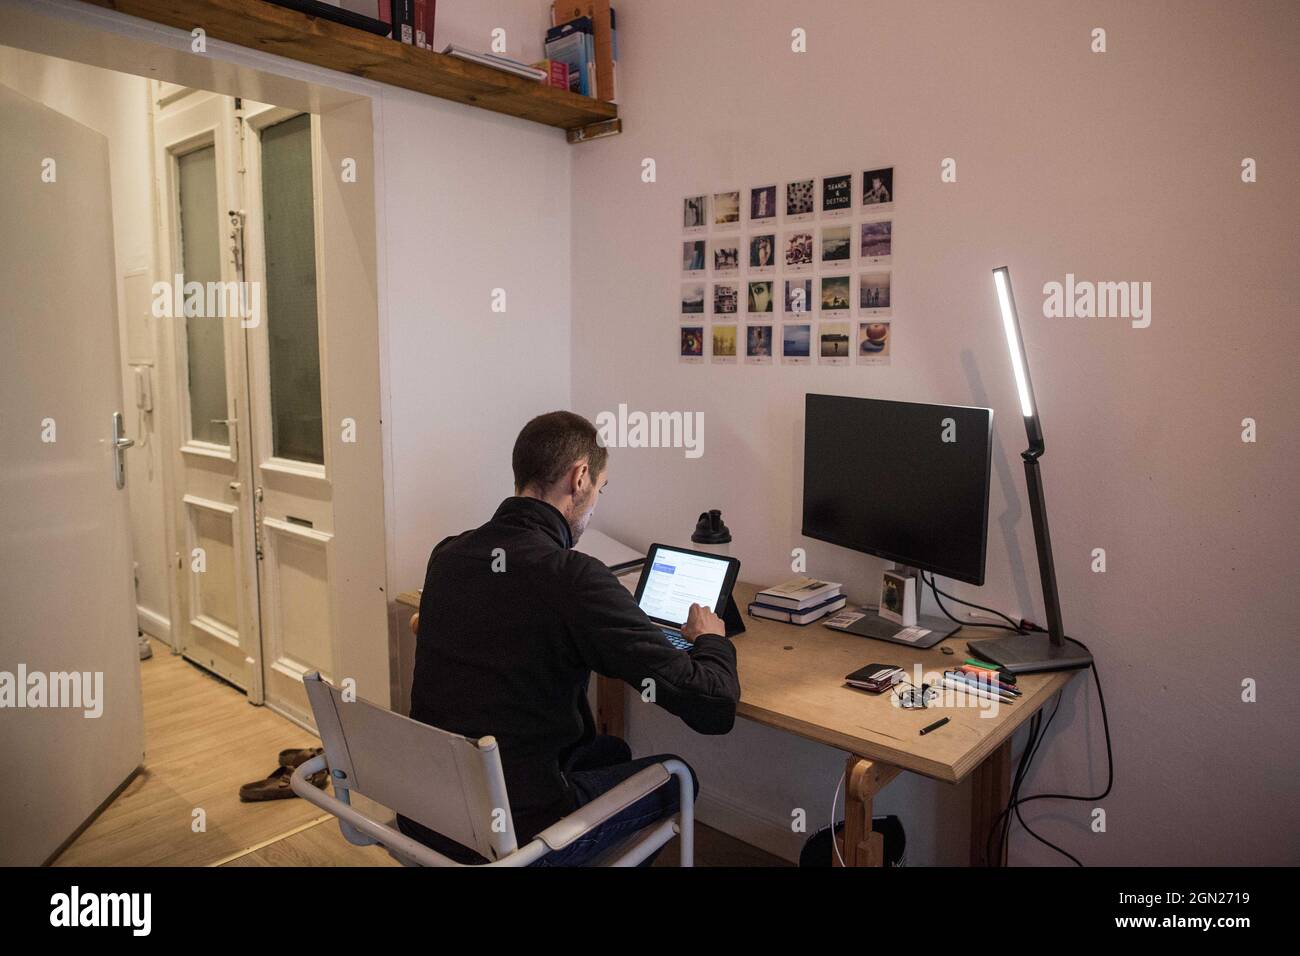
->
<box><xmin>570</xmin><ymin>459</ymin><xmax>590</xmax><ymax>496</ymax></box>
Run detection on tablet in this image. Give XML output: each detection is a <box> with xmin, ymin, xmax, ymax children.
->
<box><xmin>633</xmin><ymin>543</ymin><xmax>741</xmax><ymax>631</ymax></box>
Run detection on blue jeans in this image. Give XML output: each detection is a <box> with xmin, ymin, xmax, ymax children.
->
<box><xmin>530</xmin><ymin>736</ymin><xmax>697</xmax><ymax>867</ymax></box>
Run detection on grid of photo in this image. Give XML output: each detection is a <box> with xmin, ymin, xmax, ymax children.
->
<box><xmin>681</xmin><ymin>167</ymin><xmax>895</xmax><ymax>365</ymax></box>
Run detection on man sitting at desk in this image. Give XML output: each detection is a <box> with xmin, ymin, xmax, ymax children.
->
<box><xmin>399</xmin><ymin>411</ymin><xmax>740</xmax><ymax>866</ymax></box>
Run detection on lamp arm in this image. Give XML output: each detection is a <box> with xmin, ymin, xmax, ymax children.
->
<box><xmin>1021</xmin><ymin>450</ymin><xmax>1065</xmax><ymax>645</ymax></box>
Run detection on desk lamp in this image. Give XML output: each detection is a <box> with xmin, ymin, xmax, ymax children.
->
<box><xmin>966</xmin><ymin>267</ymin><xmax>1093</xmax><ymax>673</ymax></box>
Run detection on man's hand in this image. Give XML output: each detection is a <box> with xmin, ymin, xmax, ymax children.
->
<box><xmin>680</xmin><ymin>603</ymin><xmax>726</xmax><ymax>644</ymax></box>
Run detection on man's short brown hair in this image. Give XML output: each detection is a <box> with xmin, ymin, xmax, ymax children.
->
<box><xmin>512</xmin><ymin>411</ymin><xmax>608</xmax><ymax>493</ymax></box>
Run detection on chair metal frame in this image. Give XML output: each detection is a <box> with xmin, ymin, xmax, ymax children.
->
<box><xmin>290</xmin><ymin>672</ymin><xmax>694</xmax><ymax>867</ymax></box>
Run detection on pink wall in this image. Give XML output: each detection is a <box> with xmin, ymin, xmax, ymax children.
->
<box><xmin>570</xmin><ymin>0</ymin><xmax>1300</xmax><ymax>864</ymax></box>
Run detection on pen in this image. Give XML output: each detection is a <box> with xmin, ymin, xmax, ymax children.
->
<box><xmin>944</xmin><ymin>671</ymin><xmax>1020</xmax><ymax>697</ymax></box>
<box><xmin>920</xmin><ymin>717</ymin><xmax>949</xmax><ymax>735</ymax></box>
<box><xmin>940</xmin><ymin>676</ymin><xmax>1015</xmax><ymax>704</ymax></box>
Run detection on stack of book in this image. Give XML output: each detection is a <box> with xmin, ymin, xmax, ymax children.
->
<box><xmin>544</xmin><ymin>2</ymin><xmax>618</xmax><ymax>101</ymax></box>
<box><xmin>748</xmin><ymin>577</ymin><xmax>845</xmax><ymax>625</ymax></box>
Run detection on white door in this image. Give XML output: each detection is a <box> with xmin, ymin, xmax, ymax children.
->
<box><xmin>154</xmin><ymin>92</ymin><xmax>262</xmax><ymax>695</ymax></box>
<box><xmin>0</xmin><ymin>84</ymin><xmax>145</xmax><ymax>865</ymax></box>
<box><xmin>240</xmin><ymin>103</ymin><xmax>337</xmax><ymax>724</ymax></box>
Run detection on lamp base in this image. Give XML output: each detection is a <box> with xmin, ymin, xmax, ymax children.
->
<box><xmin>966</xmin><ymin>632</ymin><xmax>1092</xmax><ymax>675</ymax></box>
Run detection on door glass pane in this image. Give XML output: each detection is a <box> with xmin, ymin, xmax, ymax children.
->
<box><xmin>178</xmin><ymin>145</ymin><xmax>229</xmax><ymax>446</ymax></box>
<box><xmin>261</xmin><ymin>114</ymin><xmax>324</xmax><ymax>465</ymax></box>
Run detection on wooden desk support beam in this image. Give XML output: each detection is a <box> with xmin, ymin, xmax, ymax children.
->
<box><xmin>834</xmin><ymin>756</ymin><xmax>901</xmax><ymax>867</ymax></box>
<box><xmin>970</xmin><ymin>738</ymin><xmax>1013</xmax><ymax>866</ymax></box>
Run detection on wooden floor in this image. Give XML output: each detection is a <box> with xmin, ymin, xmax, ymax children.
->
<box><xmin>54</xmin><ymin>638</ymin><xmax>789</xmax><ymax>867</ymax></box>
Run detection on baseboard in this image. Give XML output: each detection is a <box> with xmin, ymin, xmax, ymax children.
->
<box><xmin>136</xmin><ymin>604</ymin><xmax>170</xmax><ymax>642</ymax></box>
<box><xmin>695</xmin><ymin>787</ymin><xmax>806</xmax><ymax>863</ymax></box>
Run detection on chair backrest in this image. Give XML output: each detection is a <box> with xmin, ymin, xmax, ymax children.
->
<box><xmin>303</xmin><ymin>673</ymin><xmax>518</xmax><ymax>861</ymax></box>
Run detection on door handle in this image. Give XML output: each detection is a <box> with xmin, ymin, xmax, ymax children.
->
<box><xmin>112</xmin><ymin>411</ymin><xmax>133</xmax><ymax>490</ymax></box>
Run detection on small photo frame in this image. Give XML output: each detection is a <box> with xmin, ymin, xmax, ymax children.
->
<box><xmin>862</xmin><ymin>166</ymin><xmax>894</xmax><ymax>209</ymax></box>
<box><xmin>745</xmin><ymin>324</ymin><xmax>774</xmax><ymax>365</ymax></box>
<box><xmin>680</xmin><ymin>282</ymin><xmax>706</xmax><ymax>316</ymax></box>
<box><xmin>818</xmin><ymin>321</ymin><xmax>850</xmax><ymax>365</ymax></box>
<box><xmin>821</xmin><ymin>173</ymin><xmax>852</xmax><ymax>218</ymax></box>
<box><xmin>859</xmin><ymin>271</ymin><xmax>891</xmax><ymax>315</ymax></box>
<box><xmin>679</xmin><ymin>325</ymin><xmax>705</xmax><ymax>364</ymax></box>
<box><xmin>785</xmin><ymin>178</ymin><xmax>816</xmax><ymax>222</ymax></box>
<box><xmin>748</xmin><ymin>233</ymin><xmax>776</xmax><ymax>275</ymax></box>
<box><xmin>784</xmin><ymin>229</ymin><xmax>814</xmax><ymax>273</ymax></box>
<box><xmin>750</xmin><ymin>184</ymin><xmax>778</xmax><ymax>223</ymax></box>
<box><xmin>747</xmin><ymin>280</ymin><xmax>775</xmax><ymax>316</ymax></box>
<box><xmin>683</xmin><ymin>194</ymin><xmax>708</xmax><ymax>233</ymax></box>
<box><xmin>784</xmin><ymin>277</ymin><xmax>813</xmax><ymax>317</ymax></box>
<box><xmin>711</xmin><ymin>324</ymin><xmax>738</xmax><ymax>364</ymax></box>
<box><xmin>820</xmin><ymin>274</ymin><xmax>852</xmax><ymax>314</ymax></box>
<box><xmin>857</xmin><ymin>321</ymin><xmax>891</xmax><ymax>365</ymax></box>
<box><xmin>782</xmin><ymin>323</ymin><xmax>812</xmax><ymax>365</ymax></box>
<box><xmin>711</xmin><ymin>238</ymin><xmax>740</xmax><ymax>276</ymax></box>
<box><xmin>712</xmin><ymin>282</ymin><xmax>740</xmax><ymax>317</ymax></box>
<box><xmin>878</xmin><ymin>570</ymin><xmax>917</xmax><ymax>625</ymax></box>
<box><xmin>820</xmin><ymin>224</ymin><xmax>852</xmax><ymax>266</ymax></box>
<box><xmin>682</xmin><ymin>239</ymin><xmax>707</xmax><ymax>277</ymax></box>
<box><xmin>713</xmin><ymin>190</ymin><xmax>741</xmax><ymax>229</ymax></box>
<box><xmin>859</xmin><ymin>220</ymin><xmax>892</xmax><ymax>265</ymax></box>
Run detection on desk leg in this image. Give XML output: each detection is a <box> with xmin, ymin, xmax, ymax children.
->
<box><xmin>595</xmin><ymin>674</ymin><xmax>625</xmax><ymax>740</ymax></box>
<box><xmin>970</xmin><ymin>739</ymin><xmax>1013</xmax><ymax>866</ymax></box>
<box><xmin>834</xmin><ymin>755</ymin><xmax>901</xmax><ymax>867</ymax></box>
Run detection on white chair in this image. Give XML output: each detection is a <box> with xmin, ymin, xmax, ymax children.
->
<box><xmin>290</xmin><ymin>672</ymin><xmax>694</xmax><ymax>867</ymax></box>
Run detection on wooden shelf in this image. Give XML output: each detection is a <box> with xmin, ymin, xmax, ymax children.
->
<box><xmin>81</xmin><ymin>0</ymin><xmax>620</xmax><ymax>140</ymax></box>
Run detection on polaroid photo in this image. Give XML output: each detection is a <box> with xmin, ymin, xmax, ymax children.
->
<box><xmin>681</xmin><ymin>282</ymin><xmax>706</xmax><ymax>316</ymax></box>
<box><xmin>682</xmin><ymin>239</ymin><xmax>707</xmax><ymax>278</ymax></box>
<box><xmin>748</xmin><ymin>233</ymin><xmax>777</xmax><ymax>276</ymax></box>
<box><xmin>818</xmin><ymin>321</ymin><xmax>851</xmax><ymax>365</ymax></box>
<box><xmin>782</xmin><ymin>323</ymin><xmax>812</xmax><ymax>365</ymax></box>
<box><xmin>750</xmin><ymin>184</ymin><xmax>778</xmax><ymax>224</ymax></box>
<box><xmin>857</xmin><ymin>321</ymin><xmax>891</xmax><ymax>366</ymax></box>
<box><xmin>862</xmin><ymin>167</ymin><xmax>894</xmax><ymax>209</ymax></box>
<box><xmin>712</xmin><ymin>282</ymin><xmax>740</xmax><ymax>317</ymax></box>
<box><xmin>745</xmin><ymin>324</ymin><xmax>775</xmax><ymax>365</ymax></box>
<box><xmin>820</xmin><ymin>224</ymin><xmax>853</xmax><ymax>266</ymax></box>
<box><xmin>747</xmin><ymin>280</ymin><xmax>775</xmax><ymax>317</ymax></box>
<box><xmin>784</xmin><ymin>277</ymin><xmax>813</xmax><ymax>318</ymax></box>
<box><xmin>859</xmin><ymin>271</ymin><xmax>892</xmax><ymax>315</ymax></box>
<box><xmin>711</xmin><ymin>238</ymin><xmax>740</xmax><ymax>276</ymax></box>
<box><xmin>680</xmin><ymin>325</ymin><xmax>705</xmax><ymax>364</ymax></box>
<box><xmin>784</xmin><ymin>229</ymin><xmax>814</xmax><ymax>274</ymax></box>
<box><xmin>683</xmin><ymin>194</ymin><xmax>708</xmax><ymax>234</ymax></box>
<box><xmin>785</xmin><ymin>178</ymin><xmax>816</xmax><ymax>223</ymax></box>
<box><xmin>821</xmin><ymin>173</ymin><xmax>852</xmax><ymax>219</ymax></box>
<box><xmin>711</xmin><ymin>324</ymin><xmax>738</xmax><ymax>364</ymax></box>
<box><xmin>859</xmin><ymin>219</ymin><xmax>892</xmax><ymax>265</ymax></box>
<box><xmin>819</xmin><ymin>274</ymin><xmax>852</xmax><ymax>314</ymax></box>
<box><xmin>713</xmin><ymin>190</ymin><xmax>741</xmax><ymax>230</ymax></box>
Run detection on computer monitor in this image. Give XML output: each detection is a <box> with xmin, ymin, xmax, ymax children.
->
<box><xmin>802</xmin><ymin>394</ymin><xmax>993</xmax><ymax>645</ymax></box>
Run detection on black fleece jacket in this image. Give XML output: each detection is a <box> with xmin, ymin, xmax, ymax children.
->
<box><xmin>406</xmin><ymin>496</ymin><xmax>741</xmax><ymax>842</ymax></box>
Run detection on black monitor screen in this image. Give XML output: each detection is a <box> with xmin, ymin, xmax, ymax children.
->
<box><xmin>802</xmin><ymin>394</ymin><xmax>993</xmax><ymax>585</ymax></box>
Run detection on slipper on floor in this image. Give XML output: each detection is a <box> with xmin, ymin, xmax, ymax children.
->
<box><xmin>238</xmin><ymin>764</ymin><xmax>327</xmax><ymax>802</ymax></box>
<box><xmin>277</xmin><ymin>747</ymin><xmax>324</xmax><ymax>769</ymax></box>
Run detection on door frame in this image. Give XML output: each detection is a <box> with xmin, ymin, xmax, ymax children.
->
<box><xmin>0</xmin><ymin>0</ymin><xmax>397</xmax><ymax>715</ymax></box>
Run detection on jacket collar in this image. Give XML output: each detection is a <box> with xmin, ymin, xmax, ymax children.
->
<box><xmin>492</xmin><ymin>496</ymin><xmax>573</xmax><ymax>550</ymax></box>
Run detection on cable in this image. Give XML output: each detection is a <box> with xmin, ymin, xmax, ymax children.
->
<box><xmin>830</xmin><ymin>769</ymin><xmax>846</xmax><ymax>866</ymax></box>
<box><xmin>923</xmin><ymin>572</ymin><xmax>1023</xmax><ymax>632</ymax></box>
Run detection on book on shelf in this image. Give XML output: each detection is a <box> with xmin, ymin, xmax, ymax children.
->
<box><xmin>550</xmin><ymin>1</ymin><xmax>616</xmax><ymax>102</ymax></box>
<box><xmin>748</xmin><ymin>594</ymin><xmax>847</xmax><ymax>626</ymax></box>
<box><xmin>755</xmin><ymin>577</ymin><xmax>843</xmax><ymax>610</ymax></box>
<box><xmin>441</xmin><ymin>45</ymin><xmax>549</xmax><ymax>81</ymax></box>
<box><xmin>544</xmin><ymin>16</ymin><xmax>595</xmax><ymax>97</ymax></box>
<box><xmin>532</xmin><ymin>59</ymin><xmax>571</xmax><ymax>90</ymax></box>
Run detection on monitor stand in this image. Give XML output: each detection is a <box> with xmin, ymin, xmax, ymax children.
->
<box><xmin>835</xmin><ymin>611</ymin><xmax>957</xmax><ymax>649</ymax></box>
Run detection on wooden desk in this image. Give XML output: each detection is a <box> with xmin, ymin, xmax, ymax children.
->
<box><xmin>395</xmin><ymin>581</ymin><xmax>1074</xmax><ymax>866</ymax></box>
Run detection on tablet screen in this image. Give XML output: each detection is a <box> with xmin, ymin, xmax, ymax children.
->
<box><xmin>637</xmin><ymin>546</ymin><xmax>731</xmax><ymax>627</ymax></box>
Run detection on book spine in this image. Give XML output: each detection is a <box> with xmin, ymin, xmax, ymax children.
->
<box><xmin>395</xmin><ymin>0</ymin><xmax>414</xmax><ymax>44</ymax></box>
<box><xmin>414</xmin><ymin>0</ymin><xmax>427</xmax><ymax>49</ymax></box>
<box><xmin>378</xmin><ymin>0</ymin><xmax>392</xmax><ymax>29</ymax></box>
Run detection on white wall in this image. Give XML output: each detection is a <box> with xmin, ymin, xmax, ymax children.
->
<box><xmin>0</xmin><ymin>47</ymin><xmax>170</xmax><ymax>640</ymax></box>
<box><xmin>570</xmin><ymin>0</ymin><xmax>1300</xmax><ymax>864</ymax></box>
